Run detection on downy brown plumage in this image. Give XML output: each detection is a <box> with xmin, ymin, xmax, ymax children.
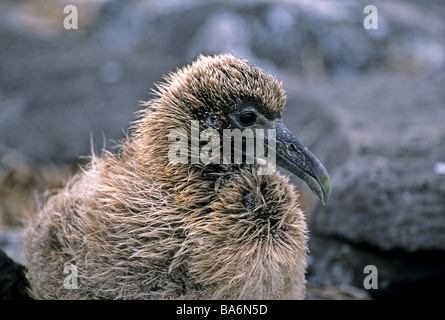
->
<box><xmin>24</xmin><ymin>53</ymin><xmax>331</xmax><ymax>299</ymax></box>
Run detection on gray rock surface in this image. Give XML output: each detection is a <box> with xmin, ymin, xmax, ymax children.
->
<box><xmin>304</xmin><ymin>74</ymin><xmax>445</xmax><ymax>297</ymax></box>
<box><xmin>0</xmin><ymin>22</ymin><xmax>181</xmax><ymax>163</ymax></box>
<box><xmin>0</xmin><ymin>228</ymin><xmax>24</xmax><ymax>265</ymax></box>
<box><xmin>307</xmin><ymin>74</ymin><xmax>445</xmax><ymax>251</ymax></box>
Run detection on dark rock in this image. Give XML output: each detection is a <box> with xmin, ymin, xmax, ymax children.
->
<box><xmin>0</xmin><ymin>249</ymin><xmax>30</xmax><ymax>300</ymax></box>
<box><xmin>307</xmin><ymin>236</ymin><xmax>445</xmax><ymax>300</ymax></box>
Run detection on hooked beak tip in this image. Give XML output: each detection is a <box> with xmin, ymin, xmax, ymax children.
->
<box><xmin>320</xmin><ymin>173</ymin><xmax>332</xmax><ymax>205</ymax></box>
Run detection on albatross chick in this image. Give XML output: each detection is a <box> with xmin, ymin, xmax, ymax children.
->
<box><xmin>24</xmin><ymin>53</ymin><xmax>331</xmax><ymax>299</ymax></box>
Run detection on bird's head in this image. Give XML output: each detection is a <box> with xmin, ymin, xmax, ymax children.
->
<box><xmin>136</xmin><ymin>53</ymin><xmax>331</xmax><ymax>204</ymax></box>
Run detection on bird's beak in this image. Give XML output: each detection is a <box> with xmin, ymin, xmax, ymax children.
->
<box><xmin>275</xmin><ymin>120</ymin><xmax>331</xmax><ymax>205</ymax></box>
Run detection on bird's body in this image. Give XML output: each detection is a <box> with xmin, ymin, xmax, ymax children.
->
<box><xmin>24</xmin><ymin>54</ymin><xmax>330</xmax><ymax>299</ymax></box>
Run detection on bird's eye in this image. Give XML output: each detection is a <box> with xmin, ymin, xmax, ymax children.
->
<box><xmin>239</xmin><ymin>112</ymin><xmax>257</xmax><ymax>126</ymax></box>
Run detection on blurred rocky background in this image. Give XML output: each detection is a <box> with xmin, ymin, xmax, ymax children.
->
<box><xmin>0</xmin><ymin>0</ymin><xmax>444</xmax><ymax>299</ymax></box>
